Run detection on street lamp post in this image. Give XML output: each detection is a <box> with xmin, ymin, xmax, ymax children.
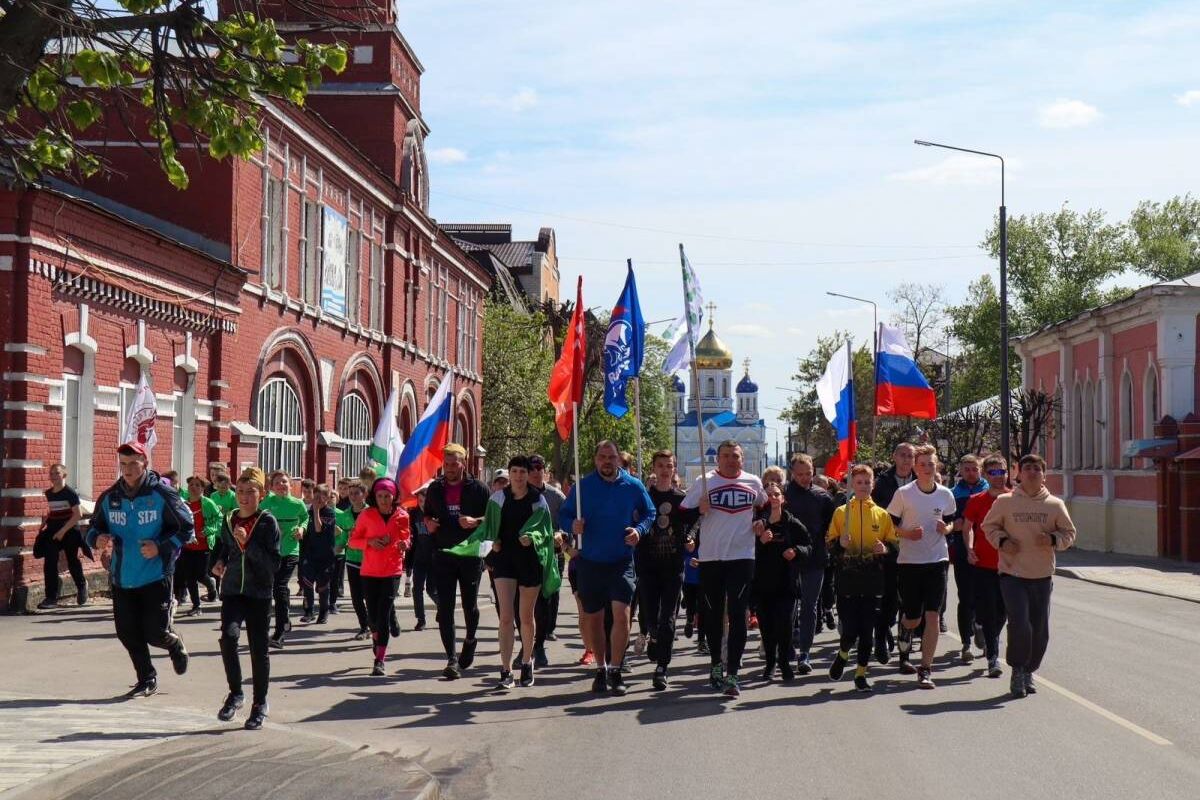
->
<box><xmin>914</xmin><ymin>139</ymin><xmax>1009</xmax><ymax>461</ymax></box>
<box><xmin>825</xmin><ymin>291</ymin><xmax>878</xmax><ymax>453</ymax></box>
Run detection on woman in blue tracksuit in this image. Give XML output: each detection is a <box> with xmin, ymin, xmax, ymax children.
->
<box><xmin>86</xmin><ymin>442</ymin><xmax>194</xmax><ymax>698</ymax></box>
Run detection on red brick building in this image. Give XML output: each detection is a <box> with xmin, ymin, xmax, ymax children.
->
<box><xmin>0</xmin><ymin>3</ymin><xmax>490</xmax><ymax>610</ymax></box>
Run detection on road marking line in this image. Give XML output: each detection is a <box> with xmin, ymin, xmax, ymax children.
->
<box><xmin>942</xmin><ymin>631</ymin><xmax>1172</xmax><ymax>746</ymax></box>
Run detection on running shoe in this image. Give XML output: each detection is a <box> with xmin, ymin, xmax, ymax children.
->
<box><xmin>634</xmin><ymin>634</ymin><xmax>647</xmax><ymax>656</ymax></box>
<box><xmin>497</xmin><ymin>670</ymin><xmax>515</xmax><ymax>690</ymax></box>
<box><xmin>316</xmin><ymin>612</ymin><xmax>328</xmax><ymax>625</ymax></box>
<box><xmin>652</xmin><ymin>666</ymin><xmax>668</xmax><ymax>691</ymax></box>
<box><xmin>534</xmin><ymin>646</ymin><xmax>549</xmax><ymax>669</ymax></box>
<box><xmin>389</xmin><ymin>616</ymin><xmax>401</xmax><ymax>638</ymax></box>
<box><xmin>268</xmin><ymin>634</ymin><xmax>284</xmax><ymax>650</ymax></box>
<box><xmin>829</xmin><ymin>652</ymin><xmax>847</xmax><ymax>681</ymax></box>
<box><xmin>458</xmin><ymin>638</ymin><xmax>478</xmax><ymax>670</ymax></box>
<box><xmin>796</xmin><ymin>654</ymin><xmax>813</xmax><ymax>675</ymax></box>
<box><xmin>917</xmin><ymin>667</ymin><xmax>935</xmax><ymax>689</ymax></box>
<box><xmin>244</xmin><ymin>703</ymin><xmax>268</xmax><ymax>731</ymax></box>
<box><xmin>709</xmin><ymin>663</ymin><xmax>725</xmax><ymax>690</ymax></box>
<box><xmin>125</xmin><ymin>677</ymin><xmax>157</xmax><ymax>698</ymax></box>
<box><xmin>36</xmin><ymin>599</ymin><xmax>57</xmax><ymax>610</ymax></box>
<box><xmin>780</xmin><ymin>662</ymin><xmax>795</xmax><ymax>682</ymax></box>
<box><xmin>203</xmin><ymin>587</ymin><xmax>216</xmax><ymax>603</ymax></box>
<box><xmin>874</xmin><ymin>634</ymin><xmax>890</xmax><ymax>665</ymax></box>
<box><xmin>1024</xmin><ymin>671</ymin><xmax>1037</xmax><ymax>694</ymax></box>
<box><xmin>300</xmin><ymin>613</ymin><xmax>315</xmax><ymax>624</ymax></box>
<box><xmin>960</xmin><ymin>646</ymin><xmax>974</xmax><ymax>665</ymax></box>
<box><xmin>897</xmin><ymin>656</ymin><xmax>917</xmax><ymax>676</ymax></box>
<box><xmin>723</xmin><ymin>674</ymin><xmax>741</xmax><ymax>698</ymax></box>
<box><xmin>414</xmin><ymin>621</ymin><xmax>426</xmax><ymax>631</ymax></box>
<box><xmin>987</xmin><ymin>658</ymin><xmax>1003</xmax><ymax>678</ymax></box>
<box><xmin>854</xmin><ymin>675</ymin><xmax>872</xmax><ymax>693</ymax></box>
<box><xmin>591</xmin><ymin>669</ymin><xmax>609</xmax><ymax>694</ymax></box>
<box><xmin>371</xmin><ymin>660</ymin><xmax>385</xmax><ymax>677</ymax></box>
<box><xmin>546</xmin><ymin>633</ymin><xmax>558</xmax><ymax>642</ymax></box>
<box><xmin>218</xmin><ymin>692</ymin><xmax>244</xmax><ymax>722</ymax></box>
<box><xmin>443</xmin><ymin>658</ymin><xmax>461</xmax><ymax>680</ymax></box>
<box><xmin>608</xmin><ymin>668</ymin><xmax>628</xmax><ymax>696</ymax></box>
<box><xmin>353</xmin><ymin>628</ymin><xmax>369</xmax><ymax>641</ymax></box>
<box><xmin>1010</xmin><ymin>667</ymin><xmax>1027</xmax><ymax>699</ymax></box>
<box><xmin>169</xmin><ymin>641</ymin><xmax>189</xmax><ymax>675</ymax></box>
<box><xmin>519</xmin><ymin>663</ymin><xmax>534</xmax><ymax>687</ymax></box>
<box><xmin>646</xmin><ymin>638</ymin><xmax>658</xmax><ymax>663</ymax></box>
<box><xmin>579</xmin><ymin>649</ymin><xmax>595</xmax><ymax>666</ymax></box>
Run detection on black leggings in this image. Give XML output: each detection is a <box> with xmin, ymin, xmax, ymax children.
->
<box><xmin>43</xmin><ymin>529</ymin><xmax>86</xmax><ymax>601</ymax></box>
<box><xmin>173</xmin><ymin>549</ymin><xmax>213</xmax><ymax>608</ymax></box>
<box><xmin>756</xmin><ymin>591</ymin><xmax>796</xmax><ymax>668</ymax></box>
<box><xmin>346</xmin><ymin>562</ymin><xmax>369</xmax><ymax>630</ymax></box>
<box><xmin>681</xmin><ymin>583</ymin><xmax>702</xmax><ymax>631</ymax></box>
<box><xmin>700</xmin><ymin>559</ymin><xmax>755</xmax><ymax>676</ymax></box>
<box><xmin>638</xmin><ymin>558</ymin><xmax>684</xmax><ymax>667</ymax></box>
<box><xmin>219</xmin><ymin>595</ymin><xmax>271</xmax><ymax>705</ymax></box>
<box><xmin>434</xmin><ymin>552</ymin><xmax>483</xmax><ymax>659</ymax></box>
<box><xmin>973</xmin><ymin>566</ymin><xmax>1006</xmax><ymax>661</ymax></box>
<box><xmin>838</xmin><ymin>594</ymin><xmax>881</xmax><ymax>668</ymax></box>
<box><xmin>272</xmin><ymin>556</ymin><xmax>298</xmax><ymax>636</ymax></box>
<box><xmin>363</xmin><ymin>575</ymin><xmax>400</xmax><ymax>652</ymax></box>
<box><xmin>948</xmin><ymin>534</ymin><xmax>976</xmax><ymax>641</ymax></box>
<box><xmin>112</xmin><ymin>579</ymin><xmax>183</xmax><ymax>682</ymax></box>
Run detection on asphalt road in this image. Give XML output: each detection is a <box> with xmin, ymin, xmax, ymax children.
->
<box><xmin>5</xmin><ymin>573</ymin><xmax>1200</xmax><ymax>800</ymax></box>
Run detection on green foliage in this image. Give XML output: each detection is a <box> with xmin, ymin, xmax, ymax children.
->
<box><xmin>943</xmin><ymin>275</ymin><xmax>1015</xmax><ymax>409</ymax></box>
<box><xmin>1127</xmin><ymin>194</ymin><xmax>1200</xmax><ymax>281</ymax></box>
<box><xmin>781</xmin><ymin>331</ymin><xmax>876</xmax><ymax>464</ymax></box>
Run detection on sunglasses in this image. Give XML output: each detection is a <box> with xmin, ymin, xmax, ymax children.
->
<box><xmin>986</xmin><ymin>468</ymin><xmax>1007</xmax><ymax>477</ymax></box>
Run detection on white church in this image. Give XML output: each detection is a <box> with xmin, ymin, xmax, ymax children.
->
<box><xmin>671</xmin><ymin>313</ymin><xmax>768</xmax><ymax>483</ymax></box>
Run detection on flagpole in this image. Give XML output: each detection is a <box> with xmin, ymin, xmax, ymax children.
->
<box><xmin>571</xmin><ymin>400</ymin><xmax>582</xmax><ymax>548</ymax></box>
<box><xmin>633</xmin><ymin>377</ymin><xmax>644</xmax><ymax>480</ymax></box>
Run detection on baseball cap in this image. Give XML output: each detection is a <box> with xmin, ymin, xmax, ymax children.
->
<box><xmin>117</xmin><ymin>441</ymin><xmax>149</xmax><ymax>458</ymax></box>
<box><xmin>493</xmin><ymin>468</ymin><xmax>509</xmax><ymax>481</ymax></box>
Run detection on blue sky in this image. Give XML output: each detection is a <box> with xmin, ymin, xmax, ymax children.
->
<box><xmin>401</xmin><ymin>1</ymin><xmax>1200</xmax><ymax>450</ymax></box>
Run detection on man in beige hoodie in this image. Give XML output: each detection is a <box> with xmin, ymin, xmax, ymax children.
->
<box><xmin>982</xmin><ymin>454</ymin><xmax>1076</xmax><ymax>699</ymax></box>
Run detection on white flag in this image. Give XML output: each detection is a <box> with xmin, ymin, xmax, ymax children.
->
<box><xmin>123</xmin><ymin>371</ymin><xmax>158</xmax><ymax>451</ymax></box>
<box><xmin>368</xmin><ymin>387</ymin><xmax>405</xmax><ymax>478</ymax></box>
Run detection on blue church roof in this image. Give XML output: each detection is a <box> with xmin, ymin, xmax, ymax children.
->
<box><xmin>736</xmin><ymin>375</ymin><xmax>758</xmax><ymax>393</ymax></box>
<box><xmin>672</xmin><ymin>374</ymin><xmax>687</xmax><ymax>393</ymax></box>
<box><xmin>675</xmin><ymin>410</ymin><xmax>765</xmax><ymax>428</ymax></box>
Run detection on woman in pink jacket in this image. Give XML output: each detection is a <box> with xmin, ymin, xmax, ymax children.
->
<box><xmin>349</xmin><ymin>478</ymin><xmax>412</xmax><ymax>676</ymax></box>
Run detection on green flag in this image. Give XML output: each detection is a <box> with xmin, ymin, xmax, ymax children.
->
<box><xmin>368</xmin><ymin>388</ymin><xmax>404</xmax><ymax>478</ymax></box>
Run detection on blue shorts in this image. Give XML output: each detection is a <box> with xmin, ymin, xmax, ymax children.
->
<box><xmin>576</xmin><ymin>557</ymin><xmax>636</xmax><ymax>614</ymax></box>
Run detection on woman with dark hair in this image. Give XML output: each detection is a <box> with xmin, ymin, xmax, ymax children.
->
<box><xmin>753</xmin><ymin>482</ymin><xmax>810</xmax><ymax>681</ymax></box>
<box><xmin>349</xmin><ymin>478</ymin><xmax>411</xmax><ymax>677</ymax></box>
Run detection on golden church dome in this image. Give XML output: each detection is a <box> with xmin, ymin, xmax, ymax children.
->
<box><xmin>694</xmin><ymin>322</ymin><xmax>733</xmax><ymax>370</ymax></box>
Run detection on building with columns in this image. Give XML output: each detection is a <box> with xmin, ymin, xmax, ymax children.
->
<box><xmin>0</xmin><ymin>1</ymin><xmax>493</xmax><ymax>610</ymax></box>
<box><xmin>670</xmin><ymin>312</ymin><xmax>767</xmax><ymax>484</ymax></box>
<box><xmin>1014</xmin><ymin>271</ymin><xmax>1200</xmax><ymax>558</ymax></box>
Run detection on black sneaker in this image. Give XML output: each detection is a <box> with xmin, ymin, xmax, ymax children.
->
<box><xmin>546</xmin><ymin>632</ymin><xmax>558</xmax><ymax>641</ymax></box>
<box><xmin>917</xmin><ymin>666</ymin><xmax>935</xmax><ymax>689</ymax></box>
<box><xmin>458</xmin><ymin>638</ymin><xmax>478</xmax><ymax>670</ymax></box>
<box><xmin>169</xmin><ymin>641</ymin><xmax>189</xmax><ymax>675</ymax></box>
<box><xmin>874</xmin><ymin>633</ymin><xmax>890</xmax><ymax>665</ymax></box>
<box><xmin>709</xmin><ymin>663</ymin><xmax>725</xmax><ymax>690</ymax></box>
<box><xmin>203</xmin><ymin>588</ymin><xmax>216</xmax><ymax>603</ymax></box>
<box><xmin>371</xmin><ymin>660</ymin><xmax>385</xmax><ymax>677</ymax></box>
<box><xmin>987</xmin><ymin>658</ymin><xmax>1003</xmax><ymax>678</ymax></box>
<box><xmin>316</xmin><ymin>612</ymin><xmax>328</xmax><ymax>625</ymax></box>
<box><xmin>960</xmin><ymin>646</ymin><xmax>974</xmax><ymax>665</ymax></box>
<box><xmin>608</xmin><ymin>668</ymin><xmax>628</xmax><ymax>696</ymax></box>
<box><xmin>697</xmin><ymin>638</ymin><xmax>709</xmax><ymax>655</ymax></box>
<box><xmin>77</xmin><ymin>585</ymin><xmax>90</xmax><ymax>606</ymax></box>
<box><xmin>353</xmin><ymin>628</ymin><xmax>369</xmax><ymax>641</ymax></box>
<box><xmin>497</xmin><ymin>670</ymin><xmax>515</xmax><ymax>690</ymax></box>
<box><xmin>268</xmin><ymin>634</ymin><xmax>284</xmax><ymax>650</ymax></box>
<box><xmin>829</xmin><ymin>653</ymin><xmax>848</xmax><ymax>681</ymax></box>
<box><xmin>824</xmin><ymin>610</ymin><xmax>836</xmax><ymax>630</ymax></box>
<box><xmin>184</xmin><ymin>606</ymin><xmax>202</xmax><ymax>617</ymax></box>
<box><xmin>299</xmin><ymin>614</ymin><xmax>314</xmax><ymax>624</ymax></box>
<box><xmin>218</xmin><ymin>692</ymin><xmax>244</xmax><ymax>721</ymax></box>
<box><xmin>534</xmin><ymin>646</ymin><xmax>549</xmax><ymax>669</ymax></box>
<box><xmin>652</xmin><ymin>666</ymin><xmax>668</xmax><ymax>691</ymax></box>
<box><xmin>796</xmin><ymin>655</ymin><xmax>813</xmax><ymax>675</ymax></box>
<box><xmin>780</xmin><ymin>662</ymin><xmax>795</xmax><ymax>682</ymax></box>
<box><xmin>443</xmin><ymin>658</ymin><xmax>461</xmax><ymax>680</ymax></box>
<box><xmin>591</xmin><ymin>669</ymin><xmax>609</xmax><ymax>694</ymax></box>
<box><xmin>1010</xmin><ymin>667</ymin><xmax>1027</xmax><ymax>699</ymax></box>
<box><xmin>854</xmin><ymin>674</ymin><xmax>872</xmax><ymax>693</ymax></box>
<box><xmin>646</xmin><ymin>638</ymin><xmax>659</xmax><ymax>663</ymax></box>
<box><xmin>125</xmin><ymin>677</ymin><xmax>157</xmax><ymax>698</ymax></box>
<box><xmin>414</xmin><ymin>620</ymin><xmax>426</xmax><ymax>631</ymax></box>
<box><xmin>37</xmin><ymin>599</ymin><xmax>57</xmax><ymax>610</ymax></box>
<box><xmin>897</xmin><ymin>656</ymin><xmax>917</xmax><ymax>675</ymax></box>
<box><xmin>519</xmin><ymin>663</ymin><xmax>534</xmax><ymax>687</ymax></box>
<box><xmin>389</xmin><ymin>616</ymin><xmax>401</xmax><ymax>638</ymax></box>
<box><xmin>1024</xmin><ymin>671</ymin><xmax>1037</xmax><ymax>694</ymax></box>
<box><xmin>244</xmin><ymin>703</ymin><xmax>268</xmax><ymax>730</ymax></box>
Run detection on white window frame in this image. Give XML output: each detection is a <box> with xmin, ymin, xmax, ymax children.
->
<box><xmin>256</xmin><ymin>377</ymin><xmax>304</xmax><ymax>477</ymax></box>
<box><xmin>368</xmin><ymin>241</ymin><xmax>384</xmax><ymax>330</ymax></box>
<box><xmin>300</xmin><ymin>198</ymin><xmax>322</xmax><ymax>306</ymax></box>
<box><xmin>171</xmin><ymin>379</ymin><xmax>196</xmax><ymax>478</ymax></box>
<box><xmin>338</xmin><ymin>393</ymin><xmax>373</xmax><ymax>476</ymax></box>
<box><xmin>263</xmin><ymin>176</ymin><xmax>285</xmax><ymax>289</ymax></box>
<box><xmin>1120</xmin><ymin>370</ymin><xmax>1134</xmax><ymax>469</ymax></box>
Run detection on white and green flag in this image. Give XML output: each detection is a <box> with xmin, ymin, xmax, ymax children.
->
<box><xmin>663</xmin><ymin>244</ymin><xmax>705</xmax><ymax>373</ymax></box>
<box><xmin>368</xmin><ymin>388</ymin><xmax>405</xmax><ymax>478</ymax></box>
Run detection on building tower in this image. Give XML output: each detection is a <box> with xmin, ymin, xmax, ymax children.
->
<box><xmin>736</xmin><ymin>358</ymin><xmax>759</xmax><ymax>424</ymax></box>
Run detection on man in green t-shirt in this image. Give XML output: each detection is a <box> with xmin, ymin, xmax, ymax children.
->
<box><xmin>260</xmin><ymin>471</ymin><xmax>309</xmax><ymax>648</ymax></box>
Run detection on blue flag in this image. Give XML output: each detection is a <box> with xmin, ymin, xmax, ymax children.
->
<box><xmin>603</xmin><ymin>262</ymin><xmax>645</xmax><ymax>418</ymax></box>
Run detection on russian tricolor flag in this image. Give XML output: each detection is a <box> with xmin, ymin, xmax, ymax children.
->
<box><xmin>396</xmin><ymin>374</ymin><xmax>455</xmax><ymax>501</ymax></box>
<box><xmin>816</xmin><ymin>342</ymin><xmax>857</xmax><ymax>480</ymax></box>
<box><xmin>875</xmin><ymin>323</ymin><xmax>938</xmax><ymax>419</ymax></box>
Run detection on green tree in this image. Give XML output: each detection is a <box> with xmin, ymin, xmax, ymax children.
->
<box><xmin>781</xmin><ymin>331</ymin><xmax>879</xmax><ymax>464</ymax></box>
<box><xmin>0</xmin><ymin>1</ymin><xmax>349</xmax><ymax>187</ymax></box>
<box><xmin>480</xmin><ymin>299</ymin><xmax>555</xmax><ymax>467</ymax></box>
<box><xmin>1127</xmin><ymin>194</ymin><xmax>1200</xmax><ymax>281</ymax></box>
<box><xmin>944</xmin><ymin>275</ymin><xmax>1015</xmax><ymax>408</ymax></box>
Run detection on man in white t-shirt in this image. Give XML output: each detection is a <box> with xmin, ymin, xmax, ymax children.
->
<box><xmin>886</xmin><ymin>443</ymin><xmax>956</xmax><ymax>689</ymax></box>
<box><xmin>681</xmin><ymin>440</ymin><xmax>767</xmax><ymax>699</ymax></box>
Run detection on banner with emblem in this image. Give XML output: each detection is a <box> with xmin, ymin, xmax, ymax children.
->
<box><xmin>603</xmin><ymin>262</ymin><xmax>645</xmax><ymax>418</ymax></box>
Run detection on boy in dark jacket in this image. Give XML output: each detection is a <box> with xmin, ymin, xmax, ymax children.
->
<box><xmin>754</xmin><ymin>482</ymin><xmax>811</xmax><ymax>681</ymax></box>
<box><xmin>300</xmin><ymin>484</ymin><xmax>338</xmax><ymax>624</ymax></box>
<box><xmin>210</xmin><ymin>467</ymin><xmax>282</xmax><ymax>731</ymax></box>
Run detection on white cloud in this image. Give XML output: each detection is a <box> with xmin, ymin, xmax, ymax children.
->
<box><xmin>1038</xmin><ymin>98</ymin><xmax>1101</xmax><ymax>128</ymax></box>
<box><xmin>888</xmin><ymin>155</ymin><xmax>1000</xmax><ymax>186</ymax></box>
<box><xmin>507</xmin><ymin>88</ymin><xmax>539</xmax><ymax>112</ymax></box>
<box><xmin>428</xmin><ymin>147</ymin><xmax>468</xmax><ymax>165</ymax></box>
<box><xmin>727</xmin><ymin>323</ymin><xmax>772</xmax><ymax>338</ymax></box>
<box><xmin>1176</xmin><ymin>89</ymin><xmax>1200</xmax><ymax>107</ymax></box>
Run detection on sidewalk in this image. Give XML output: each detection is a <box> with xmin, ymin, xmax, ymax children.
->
<box><xmin>1056</xmin><ymin>549</ymin><xmax>1200</xmax><ymax>604</ymax></box>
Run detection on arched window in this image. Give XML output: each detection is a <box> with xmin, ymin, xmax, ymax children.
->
<box><xmin>706</xmin><ymin>377</ymin><xmax>715</xmax><ymax>397</ymax></box>
<box><xmin>338</xmin><ymin>393</ymin><xmax>373</xmax><ymax>476</ymax></box>
<box><xmin>1144</xmin><ymin>365</ymin><xmax>1159</xmax><ymax>435</ymax></box>
<box><xmin>1120</xmin><ymin>371</ymin><xmax>1134</xmax><ymax>468</ymax></box>
<box><xmin>257</xmin><ymin>378</ymin><xmax>303</xmax><ymax>476</ymax></box>
<box><xmin>1082</xmin><ymin>380</ymin><xmax>1095</xmax><ymax>468</ymax></box>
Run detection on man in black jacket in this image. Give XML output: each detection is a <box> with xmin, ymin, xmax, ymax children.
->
<box><xmin>423</xmin><ymin>443</ymin><xmax>492</xmax><ymax>679</ymax></box>
<box><xmin>783</xmin><ymin>454</ymin><xmax>835</xmax><ymax>674</ymax></box>
<box><xmin>870</xmin><ymin>442</ymin><xmax>915</xmax><ymax>662</ymax></box>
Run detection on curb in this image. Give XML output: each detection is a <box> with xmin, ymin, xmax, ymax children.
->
<box><xmin>1054</xmin><ymin>567</ymin><xmax>1200</xmax><ymax>606</ymax></box>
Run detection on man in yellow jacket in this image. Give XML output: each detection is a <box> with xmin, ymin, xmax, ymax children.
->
<box><xmin>982</xmin><ymin>453</ymin><xmax>1076</xmax><ymax>699</ymax></box>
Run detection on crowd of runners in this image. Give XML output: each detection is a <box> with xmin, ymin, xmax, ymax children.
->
<box><xmin>36</xmin><ymin>436</ymin><xmax>1077</xmax><ymax>730</ymax></box>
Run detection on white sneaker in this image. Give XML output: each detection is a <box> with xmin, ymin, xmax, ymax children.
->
<box><xmin>634</xmin><ymin>634</ymin><xmax>646</xmax><ymax>656</ymax></box>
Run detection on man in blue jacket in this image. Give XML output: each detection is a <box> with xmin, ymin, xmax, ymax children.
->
<box><xmin>86</xmin><ymin>442</ymin><xmax>194</xmax><ymax>697</ymax></box>
<box><xmin>560</xmin><ymin>440</ymin><xmax>655</xmax><ymax>697</ymax></box>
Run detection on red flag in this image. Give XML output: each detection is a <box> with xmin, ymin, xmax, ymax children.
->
<box><xmin>549</xmin><ymin>276</ymin><xmax>586</xmax><ymax>440</ymax></box>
